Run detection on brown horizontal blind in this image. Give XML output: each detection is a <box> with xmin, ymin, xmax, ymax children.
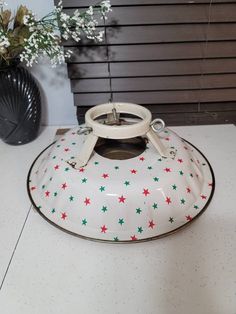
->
<box><xmin>56</xmin><ymin>0</ymin><xmax>236</xmax><ymax>125</ymax></box>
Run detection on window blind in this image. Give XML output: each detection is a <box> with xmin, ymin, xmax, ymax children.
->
<box><xmin>56</xmin><ymin>0</ymin><xmax>236</xmax><ymax>125</ymax></box>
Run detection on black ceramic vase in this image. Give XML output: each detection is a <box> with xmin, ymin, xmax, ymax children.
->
<box><xmin>0</xmin><ymin>64</ymin><xmax>41</xmax><ymax>145</ymax></box>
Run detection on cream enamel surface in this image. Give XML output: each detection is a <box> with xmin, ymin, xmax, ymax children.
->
<box><xmin>0</xmin><ymin>124</ymin><xmax>235</xmax><ymax>314</ymax></box>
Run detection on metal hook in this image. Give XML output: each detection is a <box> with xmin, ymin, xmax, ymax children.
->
<box><xmin>150</xmin><ymin>119</ymin><xmax>165</xmax><ymax>133</ymax></box>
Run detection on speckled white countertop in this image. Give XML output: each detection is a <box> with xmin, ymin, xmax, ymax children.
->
<box><xmin>0</xmin><ymin>124</ymin><xmax>235</xmax><ymax>314</ymax></box>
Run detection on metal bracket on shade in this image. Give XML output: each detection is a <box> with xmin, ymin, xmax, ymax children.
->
<box><xmin>67</xmin><ymin>102</ymin><xmax>176</xmax><ymax>169</ymax></box>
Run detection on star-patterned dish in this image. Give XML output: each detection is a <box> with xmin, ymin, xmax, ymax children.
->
<box><xmin>27</xmin><ymin>103</ymin><xmax>215</xmax><ymax>242</ymax></box>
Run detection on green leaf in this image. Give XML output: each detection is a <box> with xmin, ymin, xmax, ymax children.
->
<box><xmin>14</xmin><ymin>5</ymin><xmax>29</xmax><ymax>28</ymax></box>
<box><xmin>0</xmin><ymin>9</ymin><xmax>11</xmax><ymax>30</ymax></box>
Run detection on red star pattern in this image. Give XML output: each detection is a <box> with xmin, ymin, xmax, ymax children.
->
<box><xmin>186</xmin><ymin>215</ymin><xmax>193</xmax><ymax>221</ymax></box>
<box><xmin>84</xmin><ymin>197</ymin><xmax>91</xmax><ymax>205</ymax></box>
<box><xmin>102</xmin><ymin>173</ymin><xmax>109</xmax><ymax>179</ymax></box>
<box><xmin>166</xmin><ymin>197</ymin><xmax>172</xmax><ymax>204</ymax></box>
<box><xmin>142</xmin><ymin>188</ymin><xmax>150</xmax><ymax>196</ymax></box>
<box><xmin>118</xmin><ymin>195</ymin><xmax>126</xmax><ymax>203</ymax></box>
<box><xmin>148</xmin><ymin>220</ymin><xmax>155</xmax><ymax>229</ymax></box>
<box><xmin>61</xmin><ymin>212</ymin><xmax>67</xmax><ymax>220</ymax></box>
<box><xmin>30</xmin><ymin>128</ymin><xmax>214</xmax><ymax>242</ymax></box>
<box><xmin>61</xmin><ymin>183</ymin><xmax>68</xmax><ymax>190</ymax></box>
<box><xmin>101</xmin><ymin>225</ymin><xmax>107</xmax><ymax>233</ymax></box>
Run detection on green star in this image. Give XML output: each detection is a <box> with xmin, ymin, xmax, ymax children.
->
<box><xmin>69</xmin><ymin>196</ymin><xmax>74</xmax><ymax>201</ymax></box>
<box><xmin>52</xmin><ymin>156</ymin><xmax>56</xmax><ymax>159</ymax></box>
<box><xmin>169</xmin><ymin>217</ymin><xmax>174</xmax><ymax>223</ymax></box>
<box><xmin>124</xmin><ymin>181</ymin><xmax>130</xmax><ymax>186</ymax></box>
<box><xmin>72</xmin><ymin>142</ymin><xmax>76</xmax><ymax>145</ymax></box>
<box><xmin>158</xmin><ymin>158</ymin><xmax>162</xmax><ymax>162</ymax></box>
<box><xmin>49</xmin><ymin>177</ymin><xmax>53</xmax><ymax>181</ymax></box>
<box><xmin>137</xmin><ymin>226</ymin><xmax>143</xmax><ymax>233</ymax></box>
<box><xmin>70</xmin><ymin>156</ymin><xmax>75</xmax><ymax>159</ymax></box>
<box><xmin>152</xmin><ymin>203</ymin><xmax>158</xmax><ymax>209</ymax></box>
<box><xmin>179</xmin><ymin>170</ymin><xmax>184</xmax><ymax>176</ymax></box>
<box><xmin>64</xmin><ymin>167</ymin><xmax>70</xmax><ymax>172</ymax></box>
<box><xmin>51</xmin><ymin>208</ymin><xmax>56</xmax><ymax>213</ymax></box>
<box><xmin>94</xmin><ymin>161</ymin><xmax>99</xmax><ymax>165</ymax></box>
<box><xmin>37</xmin><ymin>205</ymin><xmax>42</xmax><ymax>209</ymax></box>
<box><xmin>147</xmin><ymin>166</ymin><xmax>152</xmax><ymax>170</ymax></box>
<box><xmin>113</xmin><ymin>237</ymin><xmax>119</xmax><ymax>242</ymax></box>
<box><xmin>81</xmin><ymin>178</ymin><xmax>87</xmax><ymax>183</ymax></box>
<box><xmin>180</xmin><ymin>198</ymin><xmax>186</xmax><ymax>204</ymax></box>
<box><xmin>194</xmin><ymin>205</ymin><xmax>199</xmax><ymax>209</ymax></box>
<box><xmin>172</xmin><ymin>184</ymin><xmax>177</xmax><ymax>190</ymax></box>
<box><xmin>82</xmin><ymin>218</ymin><xmax>87</xmax><ymax>226</ymax></box>
<box><xmin>114</xmin><ymin>166</ymin><xmax>119</xmax><ymax>170</ymax></box>
<box><xmin>56</xmin><ymin>145</ymin><xmax>61</xmax><ymax>148</ymax></box>
<box><xmin>99</xmin><ymin>186</ymin><xmax>105</xmax><ymax>192</ymax></box>
<box><xmin>164</xmin><ymin>130</ymin><xmax>168</xmax><ymax>134</ymax></box>
<box><xmin>190</xmin><ymin>173</ymin><xmax>193</xmax><ymax>177</ymax></box>
<box><xmin>53</xmin><ymin>192</ymin><xmax>58</xmax><ymax>197</ymax></box>
<box><xmin>118</xmin><ymin>218</ymin><xmax>124</xmax><ymax>225</ymax></box>
<box><xmin>136</xmin><ymin>208</ymin><xmax>142</xmax><ymax>214</ymax></box>
<box><xmin>101</xmin><ymin>206</ymin><xmax>108</xmax><ymax>213</ymax></box>
<box><xmin>42</xmin><ymin>185</ymin><xmax>45</xmax><ymax>189</ymax></box>
<box><xmin>153</xmin><ymin>177</ymin><xmax>159</xmax><ymax>182</ymax></box>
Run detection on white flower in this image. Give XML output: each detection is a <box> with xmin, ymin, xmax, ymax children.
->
<box><xmin>23</xmin><ymin>15</ymin><xmax>30</xmax><ymax>25</ymax></box>
<box><xmin>0</xmin><ymin>30</ymin><xmax>10</xmax><ymax>53</ymax></box>
<box><xmin>86</xmin><ymin>6</ymin><xmax>93</xmax><ymax>16</ymax></box>
<box><xmin>16</xmin><ymin>0</ymin><xmax>111</xmax><ymax>67</ymax></box>
<box><xmin>96</xmin><ymin>30</ymin><xmax>104</xmax><ymax>42</ymax></box>
<box><xmin>100</xmin><ymin>0</ymin><xmax>112</xmax><ymax>14</ymax></box>
<box><xmin>0</xmin><ymin>1</ymin><xmax>7</xmax><ymax>7</ymax></box>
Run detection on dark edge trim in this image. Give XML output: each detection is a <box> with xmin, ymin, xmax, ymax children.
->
<box><xmin>27</xmin><ymin>138</ymin><xmax>215</xmax><ymax>244</ymax></box>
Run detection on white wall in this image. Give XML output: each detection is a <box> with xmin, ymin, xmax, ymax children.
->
<box><xmin>8</xmin><ymin>0</ymin><xmax>77</xmax><ymax>126</ymax></box>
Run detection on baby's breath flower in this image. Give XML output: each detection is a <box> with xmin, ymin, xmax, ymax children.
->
<box><xmin>7</xmin><ymin>0</ymin><xmax>112</xmax><ymax>67</ymax></box>
<box><xmin>0</xmin><ymin>1</ymin><xmax>7</xmax><ymax>7</ymax></box>
<box><xmin>0</xmin><ymin>30</ymin><xmax>10</xmax><ymax>53</ymax></box>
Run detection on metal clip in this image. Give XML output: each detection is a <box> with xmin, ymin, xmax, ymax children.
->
<box><xmin>77</xmin><ymin>127</ymin><xmax>92</xmax><ymax>135</ymax></box>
